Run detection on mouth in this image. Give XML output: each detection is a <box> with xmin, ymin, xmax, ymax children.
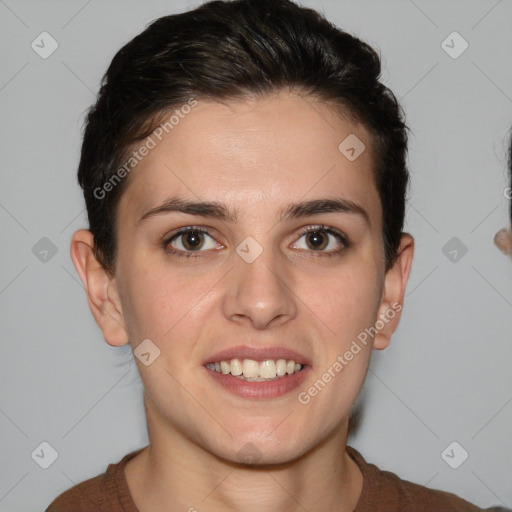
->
<box><xmin>205</xmin><ymin>358</ymin><xmax>305</xmax><ymax>382</ymax></box>
<box><xmin>202</xmin><ymin>346</ymin><xmax>311</xmax><ymax>399</ymax></box>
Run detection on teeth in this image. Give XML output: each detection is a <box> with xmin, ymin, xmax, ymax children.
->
<box><xmin>206</xmin><ymin>358</ymin><xmax>304</xmax><ymax>380</ymax></box>
<box><xmin>220</xmin><ymin>360</ymin><xmax>230</xmax><ymax>374</ymax></box>
<box><xmin>276</xmin><ymin>359</ymin><xmax>287</xmax><ymax>376</ymax></box>
<box><xmin>243</xmin><ymin>359</ymin><xmax>260</xmax><ymax>378</ymax></box>
<box><xmin>231</xmin><ymin>358</ymin><xmax>243</xmax><ymax>376</ymax></box>
<box><xmin>259</xmin><ymin>360</ymin><xmax>276</xmax><ymax>379</ymax></box>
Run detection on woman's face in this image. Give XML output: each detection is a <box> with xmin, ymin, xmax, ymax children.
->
<box><xmin>107</xmin><ymin>90</ymin><xmax>408</xmax><ymax>463</ymax></box>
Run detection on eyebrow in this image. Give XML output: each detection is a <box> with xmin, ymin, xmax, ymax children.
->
<box><xmin>138</xmin><ymin>196</ymin><xmax>370</xmax><ymax>227</ymax></box>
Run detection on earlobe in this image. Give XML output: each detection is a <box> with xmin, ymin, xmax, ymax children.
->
<box><xmin>373</xmin><ymin>233</ymin><xmax>414</xmax><ymax>350</ymax></box>
<box><xmin>70</xmin><ymin>229</ymin><xmax>129</xmax><ymax>347</ymax></box>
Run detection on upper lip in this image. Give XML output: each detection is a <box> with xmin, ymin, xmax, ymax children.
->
<box><xmin>204</xmin><ymin>345</ymin><xmax>312</xmax><ymax>366</ymax></box>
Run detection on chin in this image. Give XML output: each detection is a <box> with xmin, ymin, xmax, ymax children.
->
<box><xmin>205</xmin><ymin>425</ymin><xmax>311</xmax><ymax>467</ymax></box>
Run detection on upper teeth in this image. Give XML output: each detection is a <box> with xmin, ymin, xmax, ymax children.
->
<box><xmin>206</xmin><ymin>358</ymin><xmax>303</xmax><ymax>380</ymax></box>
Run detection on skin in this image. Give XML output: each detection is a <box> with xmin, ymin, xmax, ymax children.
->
<box><xmin>495</xmin><ymin>227</ymin><xmax>512</xmax><ymax>255</ymax></box>
<box><xmin>71</xmin><ymin>90</ymin><xmax>414</xmax><ymax>512</ymax></box>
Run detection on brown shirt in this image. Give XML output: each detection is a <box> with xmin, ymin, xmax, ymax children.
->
<box><xmin>45</xmin><ymin>445</ymin><xmax>506</xmax><ymax>511</ymax></box>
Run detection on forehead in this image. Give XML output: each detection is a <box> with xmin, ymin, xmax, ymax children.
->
<box><xmin>118</xmin><ymin>91</ymin><xmax>381</xmax><ymax>226</ymax></box>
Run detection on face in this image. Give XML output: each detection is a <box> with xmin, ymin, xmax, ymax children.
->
<box><xmin>77</xmin><ymin>90</ymin><xmax>412</xmax><ymax>464</ymax></box>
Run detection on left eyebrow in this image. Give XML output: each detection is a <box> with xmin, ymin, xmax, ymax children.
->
<box><xmin>137</xmin><ymin>196</ymin><xmax>370</xmax><ymax>227</ymax></box>
<box><xmin>280</xmin><ymin>198</ymin><xmax>370</xmax><ymax>227</ymax></box>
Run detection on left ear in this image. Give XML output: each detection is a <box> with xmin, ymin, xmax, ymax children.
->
<box><xmin>373</xmin><ymin>233</ymin><xmax>414</xmax><ymax>350</ymax></box>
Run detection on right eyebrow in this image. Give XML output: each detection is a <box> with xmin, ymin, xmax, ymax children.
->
<box><xmin>138</xmin><ymin>197</ymin><xmax>238</xmax><ymax>225</ymax></box>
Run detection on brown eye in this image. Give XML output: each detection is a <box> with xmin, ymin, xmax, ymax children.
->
<box><xmin>292</xmin><ymin>225</ymin><xmax>349</xmax><ymax>256</ymax></box>
<box><xmin>164</xmin><ymin>227</ymin><xmax>219</xmax><ymax>257</ymax></box>
<box><xmin>180</xmin><ymin>230</ymin><xmax>205</xmax><ymax>251</ymax></box>
<box><xmin>304</xmin><ymin>230</ymin><xmax>329</xmax><ymax>251</ymax></box>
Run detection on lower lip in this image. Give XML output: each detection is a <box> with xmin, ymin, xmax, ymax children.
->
<box><xmin>204</xmin><ymin>366</ymin><xmax>311</xmax><ymax>399</ymax></box>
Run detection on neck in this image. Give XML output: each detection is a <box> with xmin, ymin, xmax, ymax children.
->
<box><xmin>125</xmin><ymin>400</ymin><xmax>363</xmax><ymax>512</ymax></box>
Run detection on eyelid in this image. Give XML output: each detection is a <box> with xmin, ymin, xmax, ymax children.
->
<box><xmin>296</xmin><ymin>225</ymin><xmax>348</xmax><ymax>244</ymax></box>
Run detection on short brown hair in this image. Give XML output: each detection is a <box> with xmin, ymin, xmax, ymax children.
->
<box><xmin>77</xmin><ymin>0</ymin><xmax>409</xmax><ymax>275</ymax></box>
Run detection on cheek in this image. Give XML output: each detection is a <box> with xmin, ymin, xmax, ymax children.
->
<box><xmin>303</xmin><ymin>261</ymin><xmax>381</xmax><ymax>346</ymax></box>
<box><xmin>120</xmin><ymin>259</ymin><xmax>218</xmax><ymax>341</ymax></box>
<box><xmin>115</xmin><ymin>256</ymin><xmax>170</xmax><ymax>340</ymax></box>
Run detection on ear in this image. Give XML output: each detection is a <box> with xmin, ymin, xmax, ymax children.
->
<box><xmin>494</xmin><ymin>228</ymin><xmax>512</xmax><ymax>255</ymax></box>
<box><xmin>70</xmin><ymin>229</ymin><xmax>129</xmax><ymax>347</ymax></box>
<box><xmin>373</xmin><ymin>233</ymin><xmax>414</xmax><ymax>350</ymax></box>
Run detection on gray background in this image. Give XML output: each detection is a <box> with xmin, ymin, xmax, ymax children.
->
<box><xmin>1</xmin><ymin>0</ymin><xmax>511</xmax><ymax>510</ymax></box>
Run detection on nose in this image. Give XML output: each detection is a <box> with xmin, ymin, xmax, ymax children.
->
<box><xmin>222</xmin><ymin>240</ymin><xmax>298</xmax><ymax>330</ymax></box>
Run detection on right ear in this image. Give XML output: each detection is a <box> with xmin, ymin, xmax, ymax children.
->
<box><xmin>70</xmin><ymin>229</ymin><xmax>129</xmax><ymax>347</ymax></box>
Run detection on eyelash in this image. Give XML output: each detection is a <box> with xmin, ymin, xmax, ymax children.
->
<box><xmin>163</xmin><ymin>225</ymin><xmax>350</xmax><ymax>259</ymax></box>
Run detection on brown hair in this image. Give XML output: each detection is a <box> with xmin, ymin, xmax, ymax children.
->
<box><xmin>77</xmin><ymin>0</ymin><xmax>409</xmax><ymax>275</ymax></box>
